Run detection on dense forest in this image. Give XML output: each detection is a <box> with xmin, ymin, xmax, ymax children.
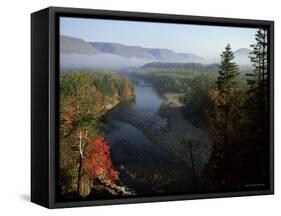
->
<box><xmin>59</xmin><ymin>71</ymin><xmax>135</xmax><ymax>198</ymax></box>
<box><xmin>205</xmin><ymin>29</ymin><xmax>269</xmax><ymax>191</ymax></box>
<box><xmin>134</xmin><ymin>71</ymin><xmax>197</xmax><ymax>93</ymax></box>
<box><xmin>141</xmin><ymin>62</ymin><xmax>220</xmax><ymax>73</ymax></box>
<box><xmin>59</xmin><ymin>27</ymin><xmax>269</xmax><ymax>200</ymax></box>
<box><xmin>134</xmin><ymin>71</ymin><xmax>217</xmax><ymax>120</ymax></box>
<box><xmin>133</xmin><ymin>28</ymin><xmax>269</xmax><ymax>191</ymax></box>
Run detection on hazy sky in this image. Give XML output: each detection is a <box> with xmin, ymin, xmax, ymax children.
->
<box><xmin>60</xmin><ymin>17</ymin><xmax>258</xmax><ymax>59</ymax></box>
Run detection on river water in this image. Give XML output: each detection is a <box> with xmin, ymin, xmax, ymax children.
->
<box><xmin>104</xmin><ymin>79</ymin><xmax>197</xmax><ymax>195</ymax></box>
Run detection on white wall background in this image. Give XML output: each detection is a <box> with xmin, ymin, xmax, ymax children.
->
<box><xmin>0</xmin><ymin>0</ymin><xmax>279</xmax><ymax>214</ymax></box>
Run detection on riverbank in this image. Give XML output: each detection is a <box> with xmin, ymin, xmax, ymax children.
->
<box><xmin>104</xmin><ymin>79</ymin><xmax>211</xmax><ymax>191</ymax></box>
<box><xmin>98</xmin><ymin>96</ymin><xmax>135</xmax><ymax>118</ymax></box>
<box><xmin>106</xmin><ymin>89</ymin><xmax>211</xmax><ymax>179</ymax></box>
<box><xmin>143</xmin><ymin>92</ymin><xmax>211</xmax><ymax>182</ymax></box>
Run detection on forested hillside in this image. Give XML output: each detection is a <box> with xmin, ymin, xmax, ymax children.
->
<box><xmin>58</xmin><ymin>22</ymin><xmax>270</xmax><ymax>200</ymax></box>
<box><xmin>205</xmin><ymin>29</ymin><xmax>269</xmax><ymax>190</ymax></box>
<box><xmin>140</xmin><ymin>62</ymin><xmax>219</xmax><ymax>73</ymax></box>
<box><xmin>132</xmin><ymin>28</ymin><xmax>269</xmax><ymax>191</ymax></box>
<box><xmin>134</xmin><ymin>71</ymin><xmax>197</xmax><ymax>93</ymax></box>
<box><xmin>59</xmin><ymin>70</ymin><xmax>135</xmax><ymax>198</ymax></box>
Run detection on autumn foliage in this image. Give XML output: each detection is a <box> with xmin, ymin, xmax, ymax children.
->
<box><xmin>59</xmin><ymin>70</ymin><xmax>135</xmax><ymax>197</ymax></box>
<box><xmin>123</xmin><ymin>81</ymin><xmax>132</xmax><ymax>99</ymax></box>
<box><xmin>61</xmin><ymin>97</ymin><xmax>75</xmax><ymax>137</ymax></box>
<box><xmin>83</xmin><ymin>136</ymin><xmax>118</xmax><ymax>185</ymax></box>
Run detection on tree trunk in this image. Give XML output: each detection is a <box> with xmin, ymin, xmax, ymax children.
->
<box><xmin>77</xmin><ymin>131</ymin><xmax>83</xmax><ymax>195</ymax></box>
<box><xmin>77</xmin><ymin>130</ymin><xmax>88</xmax><ymax>196</ymax></box>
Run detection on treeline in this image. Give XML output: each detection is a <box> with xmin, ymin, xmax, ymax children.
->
<box><xmin>204</xmin><ymin>29</ymin><xmax>269</xmax><ymax>191</ymax></box>
<box><xmin>141</xmin><ymin>62</ymin><xmax>220</xmax><ymax>73</ymax></box>
<box><xmin>59</xmin><ymin>70</ymin><xmax>135</xmax><ymax>198</ymax></box>
<box><xmin>135</xmin><ymin>71</ymin><xmax>197</xmax><ymax>93</ymax></box>
<box><xmin>135</xmin><ymin>68</ymin><xmax>218</xmax><ymax>125</ymax></box>
<box><xmin>139</xmin><ymin>28</ymin><xmax>269</xmax><ymax>191</ymax></box>
<box><xmin>181</xmin><ymin>74</ymin><xmax>216</xmax><ymax>124</ymax></box>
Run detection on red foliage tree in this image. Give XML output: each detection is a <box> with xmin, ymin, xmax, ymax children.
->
<box><xmin>83</xmin><ymin>136</ymin><xmax>118</xmax><ymax>185</ymax></box>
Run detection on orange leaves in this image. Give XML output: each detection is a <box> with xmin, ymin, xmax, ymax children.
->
<box><xmin>123</xmin><ymin>79</ymin><xmax>132</xmax><ymax>99</ymax></box>
<box><xmin>59</xmin><ymin>72</ymin><xmax>135</xmax><ymax>196</ymax></box>
<box><xmin>83</xmin><ymin>136</ymin><xmax>118</xmax><ymax>185</ymax></box>
<box><xmin>62</xmin><ymin>97</ymin><xmax>76</xmax><ymax>136</ymax></box>
<box><xmin>89</xmin><ymin>85</ymin><xmax>103</xmax><ymax>114</ymax></box>
<box><xmin>209</xmin><ymin>88</ymin><xmax>228</xmax><ymax>107</ymax></box>
<box><xmin>123</xmin><ymin>82</ymin><xmax>130</xmax><ymax>98</ymax></box>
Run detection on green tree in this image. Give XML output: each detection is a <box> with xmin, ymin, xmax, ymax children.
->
<box><xmin>247</xmin><ymin>28</ymin><xmax>268</xmax><ymax>116</ymax></box>
<box><xmin>182</xmin><ymin>74</ymin><xmax>216</xmax><ymax>124</ymax></box>
<box><xmin>240</xmin><ymin>28</ymin><xmax>269</xmax><ymax>186</ymax></box>
<box><xmin>207</xmin><ymin>44</ymin><xmax>242</xmax><ymax>190</ymax></box>
<box><xmin>216</xmin><ymin>44</ymin><xmax>240</xmax><ymax>92</ymax></box>
<box><xmin>59</xmin><ymin>70</ymin><xmax>135</xmax><ymax>197</ymax></box>
<box><xmin>189</xmin><ymin>74</ymin><xmax>215</xmax><ymax>109</ymax></box>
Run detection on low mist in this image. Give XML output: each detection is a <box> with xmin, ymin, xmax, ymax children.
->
<box><xmin>60</xmin><ymin>53</ymin><xmax>154</xmax><ymax>70</ymax></box>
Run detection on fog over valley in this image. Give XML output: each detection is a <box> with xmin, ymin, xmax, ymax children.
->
<box><xmin>60</xmin><ymin>35</ymin><xmax>252</xmax><ymax>70</ymax></box>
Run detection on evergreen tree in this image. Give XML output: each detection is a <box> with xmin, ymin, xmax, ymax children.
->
<box><xmin>240</xmin><ymin>28</ymin><xmax>269</xmax><ymax>187</ymax></box>
<box><xmin>247</xmin><ymin>28</ymin><xmax>268</xmax><ymax>113</ymax></box>
<box><xmin>206</xmin><ymin>44</ymin><xmax>242</xmax><ymax>190</ymax></box>
<box><xmin>216</xmin><ymin>44</ymin><xmax>240</xmax><ymax>92</ymax></box>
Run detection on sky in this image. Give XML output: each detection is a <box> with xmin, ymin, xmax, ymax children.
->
<box><xmin>60</xmin><ymin>17</ymin><xmax>258</xmax><ymax>59</ymax></box>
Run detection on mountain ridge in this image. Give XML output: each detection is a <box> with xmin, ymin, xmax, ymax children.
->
<box><xmin>60</xmin><ymin>35</ymin><xmax>252</xmax><ymax>69</ymax></box>
<box><xmin>61</xmin><ymin>35</ymin><xmax>205</xmax><ymax>63</ymax></box>
<box><xmin>90</xmin><ymin>41</ymin><xmax>205</xmax><ymax>63</ymax></box>
<box><xmin>60</xmin><ymin>35</ymin><xmax>99</xmax><ymax>55</ymax></box>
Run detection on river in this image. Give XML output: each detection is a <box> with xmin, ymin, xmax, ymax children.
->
<box><xmin>103</xmin><ymin>79</ymin><xmax>201</xmax><ymax>195</ymax></box>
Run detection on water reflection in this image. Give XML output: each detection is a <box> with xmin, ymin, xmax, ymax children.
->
<box><xmin>104</xmin><ymin>79</ymin><xmax>195</xmax><ymax>194</ymax></box>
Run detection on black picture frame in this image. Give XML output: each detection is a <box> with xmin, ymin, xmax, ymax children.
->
<box><xmin>31</xmin><ymin>6</ymin><xmax>274</xmax><ymax>209</ymax></box>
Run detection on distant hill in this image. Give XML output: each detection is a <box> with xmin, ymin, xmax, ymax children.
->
<box><xmin>234</xmin><ymin>48</ymin><xmax>251</xmax><ymax>56</ymax></box>
<box><xmin>178</xmin><ymin>53</ymin><xmax>205</xmax><ymax>63</ymax></box>
<box><xmin>234</xmin><ymin>48</ymin><xmax>252</xmax><ymax>65</ymax></box>
<box><xmin>140</xmin><ymin>62</ymin><xmax>220</xmax><ymax>73</ymax></box>
<box><xmin>90</xmin><ymin>42</ymin><xmax>205</xmax><ymax>63</ymax></box>
<box><xmin>204</xmin><ymin>48</ymin><xmax>252</xmax><ymax>65</ymax></box>
<box><xmin>60</xmin><ymin>35</ymin><xmax>251</xmax><ymax>70</ymax></box>
<box><xmin>60</xmin><ymin>36</ymin><xmax>99</xmax><ymax>55</ymax></box>
<box><xmin>146</xmin><ymin>48</ymin><xmax>184</xmax><ymax>62</ymax></box>
<box><xmin>90</xmin><ymin>42</ymin><xmax>155</xmax><ymax>59</ymax></box>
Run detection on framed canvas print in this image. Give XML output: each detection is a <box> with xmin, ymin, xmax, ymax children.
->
<box><xmin>31</xmin><ymin>7</ymin><xmax>274</xmax><ymax>208</ymax></box>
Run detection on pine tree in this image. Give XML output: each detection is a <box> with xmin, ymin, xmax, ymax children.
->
<box><xmin>216</xmin><ymin>44</ymin><xmax>240</xmax><ymax>92</ymax></box>
<box><xmin>247</xmin><ymin>28</ymin><xmax>268</xmax><ymax>113</ymax></box>
<box><xmin>240</xmin><ymin>28</ymin><xmax>269</xmax><ymax>186</ymax></box>
<box><xmin>207</xmin><ymin>44</ymin><xmax>241</xmax><ymax>190</ymax></box>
